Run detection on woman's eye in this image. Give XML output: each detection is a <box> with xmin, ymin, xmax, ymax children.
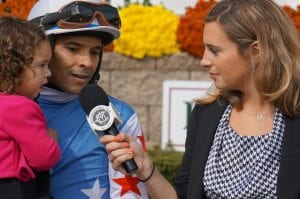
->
<box><xmin>210</xmin><ymin>48</ymin><xmax>220</xmax><ymax>55</ymax></box>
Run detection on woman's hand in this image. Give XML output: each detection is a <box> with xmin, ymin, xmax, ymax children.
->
<box><xmin>101</xmin><ymin>133</ymin><xmax>178</xmax><ymax>199</ymax></box>
<box><xmin>100</xmin><ymin>133</ymin><xmax>153</xmax><ymax>179</ymax></box>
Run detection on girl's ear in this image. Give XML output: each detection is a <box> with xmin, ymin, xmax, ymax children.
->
<box><xmin>250</xmin><ymin>41</ymin><xmax>261</xmax><ymax>64</ymax></box>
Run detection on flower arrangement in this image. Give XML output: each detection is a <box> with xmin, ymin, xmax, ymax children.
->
<box><xmin>0</xmin><ymin>0</ymin><xmax>37</xmax><ymax>19</ymax></box>
<box><xmin>177</xmin><ymin>0</ymin><xmax>300</xmax><ymax>58</ymax></box>
<box><xmin>283</xmin><ymin>5</ymin><xmax>300</xmax><ymax>32</ymax></box>
<box><xmin>113</xmin><ymin>3</ymin><xmax>179</xmax><ymax>59</ymax></box>
<box><xmin>176</xmin><ymin>0</ymin><xmax>216</xmax><ymax>58</ymax></box>
<box><xmin>1</xmin><ymin>0</ymin><xmax>300</xmax><ymax>59</ymax></box>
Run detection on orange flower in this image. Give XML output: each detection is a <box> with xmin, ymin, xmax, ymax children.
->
<box><xmin>283</xmin><ymin>5</ymin><xmax>300</xmax><ymax>33</ymax></box>
<box><xmin>176</xmin><ymin>0</ymin><xmax>216</xmax><ymax>58</ymax></box>
<box><xmin>0</xmin><ymin>0</ymin><xmax>37</xmax><ymax>19</ymax></box>
<box><xmin>178</xmin><ymin>1</ymin><xmax>300</xmax><ymax>58</ymax></box>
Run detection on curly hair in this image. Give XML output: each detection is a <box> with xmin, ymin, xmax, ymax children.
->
<box><xmin>0</xmin><ymin>16</ymin><xmax>48</xmax><ymax>93</ymax></box>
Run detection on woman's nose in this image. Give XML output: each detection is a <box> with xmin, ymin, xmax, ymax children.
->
<box><xmin>200</xmin><ymin>50</ymin><xmax>212</xmax><ymax>68</ymax></box>
<box><xmin>200</xmin><ymin>58</ymin><xmax>212</xmax><ymax>68</ymax></box>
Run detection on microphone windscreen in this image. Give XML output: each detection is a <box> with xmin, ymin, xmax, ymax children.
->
<box><xmin>79</xmin><ymin>84</ymin><xmax>109</xmax><ymax>114</ymax></box>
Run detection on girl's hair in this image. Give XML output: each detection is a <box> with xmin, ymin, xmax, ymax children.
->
<box><xmin>197</xmin><ymin>0</ymin><xmax>300</xmax><ymax>117</ymax></box>
<box><xmin>0</xmin><ymin>16</ymin><xmax>48</xmax><ymax>93</ymax></box>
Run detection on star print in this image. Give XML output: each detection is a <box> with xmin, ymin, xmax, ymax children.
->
<box><xmin>113</xmin><ymin>175</ymin><xmax>141</xmax><ymax>196</ymax></box>
<box><xmin>81</xmin><ymin>178</ymin><xmax>107</xmax><ymax>199</ymax></box>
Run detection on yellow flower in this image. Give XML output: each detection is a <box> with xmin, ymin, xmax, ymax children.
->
<box><xmin>114</xmin><ymin>4</ymin><xmax>180</xmax><ymax>59</ymax></box>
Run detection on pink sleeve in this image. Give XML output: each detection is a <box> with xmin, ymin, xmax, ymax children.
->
<box><xmin>3</xmin><ymin>99</ymin><xmax>61</xmax><ymax>170</ymax></box>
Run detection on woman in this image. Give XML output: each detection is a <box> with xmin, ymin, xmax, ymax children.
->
<box><xmin>100</xmin><ymin>0</ymin><xmax>300</xmax><ymax>198</ymax></box>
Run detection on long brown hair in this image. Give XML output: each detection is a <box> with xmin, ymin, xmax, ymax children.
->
<box><xmin>197</xmin><ymin>0</ymin><xmax>300</xmax><ymax>117</ymax></box>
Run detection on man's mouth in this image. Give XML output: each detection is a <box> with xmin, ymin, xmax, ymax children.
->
<box><xmin>72</xmin><ymin>73</ymin><xmax>90</xmax><ymax>79</ymax></box>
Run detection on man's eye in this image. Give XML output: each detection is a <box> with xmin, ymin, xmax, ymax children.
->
<box><xmin>92</xmin><ymin>51</ymin><xmax>100</xmax><ymax>56</ymax></box>
<box><xmin>66</xmin><ymin>46</ymin><xmax>78</xmax><ymax>52</ymax></box>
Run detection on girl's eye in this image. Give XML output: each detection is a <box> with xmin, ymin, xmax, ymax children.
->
<box><xmin>40</xmin><ymin>64</ymin><xmax>48</xmax><ymax>68</ymax></box>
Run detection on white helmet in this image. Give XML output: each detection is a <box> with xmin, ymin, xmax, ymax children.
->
<box><xmin>28</xmin><ymin>0</ymin><xmax>120</xmax><ymax>45</ymax></box>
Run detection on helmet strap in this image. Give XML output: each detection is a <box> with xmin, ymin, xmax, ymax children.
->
<box><xmin>90</xmin><ymin>47</ymin><xmax>103</xmax><ymax>83</ymax></box>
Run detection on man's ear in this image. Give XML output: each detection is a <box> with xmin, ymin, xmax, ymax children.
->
<box><xmin>250</xmin><ymin>41</ymin><xmax>261</xmax><ymax>64</ymax></box>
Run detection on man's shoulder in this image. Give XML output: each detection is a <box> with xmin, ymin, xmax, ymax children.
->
<box><xmin>108</xmin><ymin>96</ymin><xmax>134</xmax><ymax>112</ymax></box>
<box><xmin>108</xmin><ymin>95</ymin><xmax>136</xmax><ymax>121</ymax></box>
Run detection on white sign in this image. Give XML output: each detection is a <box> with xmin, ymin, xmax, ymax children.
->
<box><xmin>161</xmin><ymin>80</ymin><xmax>212</xmax><ymax>151</ymax></box>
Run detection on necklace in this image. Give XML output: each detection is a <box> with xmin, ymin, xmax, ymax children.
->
<box><xmin>255</xmin><ymin>114</ymin><xmax>264</xmax><ymax>121</ymax></box>
<box><xmin>244</xmin><ymin>111</ymin><xmax>268</xmax><ymax>121</ymax></box>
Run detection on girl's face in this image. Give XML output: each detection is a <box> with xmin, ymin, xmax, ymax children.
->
<box><xmin>48</xmin><ymin>35</ymin><xmax>102</xmax><ymax>95</ymax></box>
<box><xmin>201</xmin><ymin>22</ymin><xmax>252</xmax><ymax>92</ymax></box>
<box><xmin>14</xmin><ymin>41</ymin><xmax>52</xmax><ymax>99</ymax></box>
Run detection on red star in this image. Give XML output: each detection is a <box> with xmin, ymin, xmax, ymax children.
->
<box><xmin>113</xmin><ymin>175</ymin><xmax>141</xmax><ymax>196</ymax></box>
<box><xmin>137</xmin><ymin>133</ymin><xmax>146</xmax><ymax>151</ymax></box>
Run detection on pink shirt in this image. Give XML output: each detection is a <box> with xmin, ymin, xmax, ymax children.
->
<box><xmin>0</xmin><ymin>94</ymin><xmax>61</xmax><ymax>182</ymax></box>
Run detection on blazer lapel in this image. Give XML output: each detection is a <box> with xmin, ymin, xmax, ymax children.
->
<box><xmin>188</xmin><ymin>101</ymin><xmax>227</xmax><ymax>198</ymax></box>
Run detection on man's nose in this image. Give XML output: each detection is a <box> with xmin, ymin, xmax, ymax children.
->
<box><xmin>79</xmin><ymin>53</ymin><xmax>93</xmax><ymax>68</ymax></box>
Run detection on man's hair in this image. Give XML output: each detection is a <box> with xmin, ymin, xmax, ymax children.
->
<box><xmin>0</xmin><ymin>16</ymin><xmax>48</xmax><ymax>93</ymax></box>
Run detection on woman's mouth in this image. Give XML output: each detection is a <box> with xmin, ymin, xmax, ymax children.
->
<box><xmin>209</xmin><ymin>72</ymin><xmax>219</xmax><ymax>80</ymax></box>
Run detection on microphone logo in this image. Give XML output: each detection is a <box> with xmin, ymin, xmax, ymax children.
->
<box><xmin>89</xmin><ymin>105</ymin><xmax>114</xmax><ymax>131</ymax></box>
<box><xmin>94</xmin><ymin>109</ymin><xmax>110</xmax><ymax>126</ymax></box>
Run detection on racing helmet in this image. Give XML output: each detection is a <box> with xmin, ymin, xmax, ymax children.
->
<box><xmin>28</xmin><ymin>0</ymin><xmax>121</xmax><ymax>82</ymax></box>
<box><xmin>28</xmin><ymin>0</ymin><xmax>121</xmax><ymax>45</ymax></box>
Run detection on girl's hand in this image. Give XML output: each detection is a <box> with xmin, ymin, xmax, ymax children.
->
<box><xmin>47</xmin><ymin>128</ymin><xmax>58</xmax><ymax>142</ymax></box>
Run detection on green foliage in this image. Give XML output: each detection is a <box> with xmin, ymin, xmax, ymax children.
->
<box><xmin>148</xmin><ymin>149</ymin><xmax>183</xmax><ymax>184</ymax></box>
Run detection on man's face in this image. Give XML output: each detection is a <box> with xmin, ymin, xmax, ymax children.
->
<box><xmin>48</xmin><ymin>34</ymin><xmax>102</xmax><ymax>94</ymax></box>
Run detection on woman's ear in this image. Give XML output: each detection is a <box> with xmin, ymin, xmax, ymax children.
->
<box><xmin>250</xmin><ymin>41</ymin><xmax>261</xmax><ymax>64</ymax></box>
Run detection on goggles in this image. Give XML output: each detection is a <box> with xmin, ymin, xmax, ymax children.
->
<box><xmin>30</xmin><ymin>1</ymin><xmax>121</xmax><ymax>30</ymax></box>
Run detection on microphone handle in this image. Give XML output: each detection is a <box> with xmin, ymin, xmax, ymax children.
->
<box><xmin>104</xmin><ymin>125</ymin><xmax>138</xmax><ymax>174</ymax></box>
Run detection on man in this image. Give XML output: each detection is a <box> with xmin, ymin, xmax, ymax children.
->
<box><xmin>28</xmin><ymin>0</ymin><xmax>148</xmax><ymax>198</ymax></box>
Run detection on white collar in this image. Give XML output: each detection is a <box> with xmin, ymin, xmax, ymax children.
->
<box><xmin>39</xmin><ymin>87</ymin><xmax>77</xmax><ymax>103</ymax></box>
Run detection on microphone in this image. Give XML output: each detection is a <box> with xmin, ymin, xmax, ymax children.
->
<box><xmin>79</xmin><ymin>83</ymin><xmax>138</xmax><ymax>174</ymax></box>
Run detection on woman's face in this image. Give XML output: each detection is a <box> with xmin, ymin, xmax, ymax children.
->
<box><xmin>48</xmin><ymin>35</ymin><xmax>102</xmax><ymax>95</ymax></box>
<box><xmin>201</xmin><ymin>22</ymin><xmax>252</xmax><ymax>92</ymax></box>
<box><xmin>14</xmin><ymin>41</ymin><xmax>52</xmax><ymax>99</ymax></box>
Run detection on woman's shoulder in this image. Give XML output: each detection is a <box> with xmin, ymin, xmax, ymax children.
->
<box><xmin>194</xmin><ymin>98</ymin><xmax>228</xmax><ymax>113</ymax></box>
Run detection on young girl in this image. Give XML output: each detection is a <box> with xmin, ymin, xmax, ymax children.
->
<box><xmin>0</xmin><ymin>16</ymin><xmax>61</xmax><ymax>198</ymax></box>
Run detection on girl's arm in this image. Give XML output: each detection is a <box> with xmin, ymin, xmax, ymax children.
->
<box><xmin>3</xmin><ymin>99</ymin><xmax>61</xmax><ymax>170</ymax></box>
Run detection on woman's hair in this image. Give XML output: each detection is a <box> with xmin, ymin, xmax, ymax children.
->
<box><xmin>197</xmin><ymin>0</ymin><xmax>300</xmax><ymax>117</ymax></box>
<box><xmin>0</xmin><ymin>16</ymin><xmax>48</xmax><ymax>93</ymax></box>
